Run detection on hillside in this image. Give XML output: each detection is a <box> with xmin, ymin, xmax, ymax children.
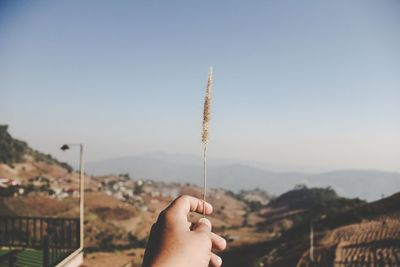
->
<box><xmin>0</xmin><ymin>125</ymin><xmax>79</xmax><ymax>199</ymax></box>
<box><xmin>1</xmin><ymin>126</ymin><xmax>399</xmax><ymax>267</ymax></box>
<box><xmin>252</xmin><ymin>186</ymin><xmax>364</xmax><ymax>236</ymax></box>
<box><xmin>0</xmin><ymin>129</ymin><xmax>273</xmax><ymax>266</ymax></box>
<box><xmin>0</xmin><ymin>174</ymin><xmax>272</xmax><ymax>267</ymax></box>
<box><xmin>296</xmin><ymin>193</ymin><xmax>400</xmax><ymax>267</ymax></box>
<box><xmin>0</xmin><ymin>125</ymin><xmax>72</xmax><ymax>171</ymax></box>
<box><xmin>221</xmin><ymin>192</ymin><xmax>400</xmax><ymax>267</ymax></box>
<box><xmin>269</xmin><ymin>186</ymin><xmax>364</xmax><ymax>218</ymax></box>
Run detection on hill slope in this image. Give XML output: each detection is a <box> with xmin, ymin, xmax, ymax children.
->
<box><xmin>222</xmin><ymin>192</ymin><xmax>400</xmax><ymax>267</ymax></box>
<box><xmin>0</xmin><ymin>125</ymin><xmax>72</xmax><ymax>171</ymax></box>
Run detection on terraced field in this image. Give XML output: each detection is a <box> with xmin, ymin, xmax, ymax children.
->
<box><xmin>297</xmin><ymin>212</ymin><xmax>400</xmax><ymax>267</ymax></box>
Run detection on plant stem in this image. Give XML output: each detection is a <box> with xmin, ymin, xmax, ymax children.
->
<box><xmin>203</xmin><ymin>144</ymin><xmax>207</xmax><ymax>217</ymax></box>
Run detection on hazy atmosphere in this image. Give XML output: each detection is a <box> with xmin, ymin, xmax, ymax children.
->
<box><xmin>1</xmin><ymin>2</ymin><xmax>400</xmax><ymax>267</ymax></box>
<box><xmin>1</xmin><ymin>1</ymin><xmax>399</xmax><ymax>173</ymax></box>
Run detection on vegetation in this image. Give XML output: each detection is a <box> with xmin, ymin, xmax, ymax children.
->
<box><xmin>320</xmin><ymin>192</ymin><xmax>400</xmax><ymax>229</ymax></box>
<box><xmin>270</xmin><ymin>185</ymin><xmax>365</xmax><ymax>221</ymax></box>
<box><xmin>262</xmin><ymin>186</ymin><xmax>367</xmax><ymax>250</ymax></box>
<box><xmin>236</xmin><ymin>188</ymin><xmax>270</xmax><ymax>212</ymax></box>
<box><xmin>222</xmin><ymin>189</ymin><xmax>400</xmax><ymax>267</ymax></box>
<box><xmin>0</xmin><ymin>125</ymin><xmax>27</xmax><ymax>164</ymax></box>
<box><xmin>0</xmin><ymin>125</ymin><xmax>72</xmax><ymax>172</ymax></box>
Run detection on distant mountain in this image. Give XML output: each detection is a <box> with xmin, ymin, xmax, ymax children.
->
<box><xmin>86</xmin><ymin>152</ymin><xmax>400</xmax><ymax>202</ymax></box>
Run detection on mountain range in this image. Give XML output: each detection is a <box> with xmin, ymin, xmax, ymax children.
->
<box><xmin>86</xmin><ymin>152</ymin><xmax>400</xmax><ymax>202</ymax></box>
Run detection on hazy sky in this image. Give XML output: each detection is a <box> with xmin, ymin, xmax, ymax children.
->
<box><xmin>1</xmin><ymin>1</ymin><xmax>399</xmax><ymax>172</ymax></box>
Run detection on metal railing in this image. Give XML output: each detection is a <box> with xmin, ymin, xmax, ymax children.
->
<box><xmin>0</xmin><ymin>216</ymin><xmax>80</xmax><ymax>267</ymax></box>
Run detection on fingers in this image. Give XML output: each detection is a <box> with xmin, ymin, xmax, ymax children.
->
<box><xmin>193</xmin><ymin>218</ymin><xmax>211</xmax><ymax>233</ymax></box>
<box><xmin>210</xmin><ymin>232</ymin><xmax>226</xmax><ymax>251</ymax></box>
<box><xmin>167</xmin><ymin>195</ymin><xmax>213</xmax><ymax>219</ymax></box>
<box><xmin>193</xmin><ymin>218</ymin><xmax>226</xmax><ymax>252</ymax></box>
<box><xmin>210</xmin><ymin>253</ymin><xmax>223</xmax><ymax>267</ymax></box>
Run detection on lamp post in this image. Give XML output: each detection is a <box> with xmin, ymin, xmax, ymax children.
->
<box><xmin>310</xmin><ymin>222</ymin><xmax>314</xmax><ymax>262</ymax></box>
<box><xmin>309</xmin><ymin>214</ymin><xmax>325</xmax><ymax>264</ymax></box>
<box><xmin>61</xmin><ymin>143</ymin><xmax>84</xmax><ymax>249</ymax></box>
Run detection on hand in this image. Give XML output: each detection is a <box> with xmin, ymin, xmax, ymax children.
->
<box><xmin>142</xmin><ymin>195</ymin><xmax>227</xmax><ymax>267</ymax></box>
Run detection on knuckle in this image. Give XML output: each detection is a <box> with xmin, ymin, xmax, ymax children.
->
<box><xmin>164</xmin><ymin>210</ymin><xmax>176</xmax><ymax>222</ymax></box>
<box><xmin>177</xmin><ymin>194</ymin><xmax>190</xmax><ymax>203</ymax></box>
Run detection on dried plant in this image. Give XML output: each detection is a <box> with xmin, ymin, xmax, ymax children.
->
<box><xmin>202</xmin><ymin>66</ymin><xmax>213</xmax><ymax>216</ymax></box>
<box><xmin>202</xmin><ymin>67</ymin><xmax>213</xmax><ymax>145</ymax></box>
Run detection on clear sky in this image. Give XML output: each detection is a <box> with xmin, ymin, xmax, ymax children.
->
<box><xmin>1</xmin><ymin>1</ymin><xmax>399</xmax><ymax>172</ymax></box>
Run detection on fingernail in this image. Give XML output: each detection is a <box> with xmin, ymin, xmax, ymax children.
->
<box><xmin>222</xmin><ymin>238</ymin><xmax>227</xmax><ymax>248</ymax></box>
<box><xmin>198</xmin><ymin>217</ymin><xmax>212</xmax><ymax>229</ymax></box>
<box><xmin>216</xmin><ymin>255</ymin><xmax>222</xmax><ymax>266</ymax></box>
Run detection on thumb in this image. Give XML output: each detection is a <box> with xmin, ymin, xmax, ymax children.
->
<box><xmin>193</xmin><ymin>218</ymin><xmax>212</xmax><ymax>233</ymax></box>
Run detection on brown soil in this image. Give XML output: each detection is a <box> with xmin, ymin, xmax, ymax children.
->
<box><xmin>82</xmin><ymin>248</ymin><xmax>144</xmax><ymax>267</ymax></box>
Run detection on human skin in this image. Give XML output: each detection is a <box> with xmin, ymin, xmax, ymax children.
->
<box><xmin>142</xmin><ymin>195</ymin><xmax>227</xmax><ymax>267</ymax></box>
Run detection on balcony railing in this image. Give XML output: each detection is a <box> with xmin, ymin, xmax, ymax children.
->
<box><xmin>0</xmin><ymin>216</ymin><xmax>80</xmax><ymax>267</ymax></box>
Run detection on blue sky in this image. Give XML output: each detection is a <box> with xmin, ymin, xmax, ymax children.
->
<box><xmin>0</xmin><ymin>1</ymin><xmax>399</xmax><ymax>172</ymax></box>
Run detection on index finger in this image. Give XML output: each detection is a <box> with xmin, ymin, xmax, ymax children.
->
<box><xmin>167</xmin><ymin>195</ymin><xmax>213</xmax><ymax>219</ymax></box>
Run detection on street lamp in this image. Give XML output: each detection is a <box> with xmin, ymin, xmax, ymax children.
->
<box><xmin>60</xmin><ymin>143</ymin><xmax>84</xmax><ymax>249</ymax></box>
<box><xmin>309</xmin><ymin>214</ymin><xmax>326</xmax><ymax>263</ymax></box>
<box><xmin>310</xmin><ymin>222</ymin><xmax>314</xmax><ymax>262</ymax></box>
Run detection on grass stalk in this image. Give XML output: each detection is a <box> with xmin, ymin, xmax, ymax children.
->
<box><xmin>202</xmin><ymin>66</ymin><xmax>213</xmax><ymax>217</ymax></box>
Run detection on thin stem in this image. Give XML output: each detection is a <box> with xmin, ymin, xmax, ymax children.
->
<box><xmin>203</xmin><ymin>144</ymin><xmax>207</xmax><ymax>217</ymax></box>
